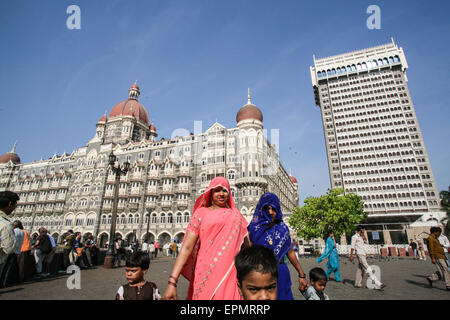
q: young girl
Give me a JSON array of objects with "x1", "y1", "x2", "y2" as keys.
[{"x1": 116, "y1": 251, "x2": 161, "y2": 300}]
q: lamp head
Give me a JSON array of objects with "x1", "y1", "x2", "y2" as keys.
[{"x1": 108, "y1": 152, "x2": 116, "y2": 166}]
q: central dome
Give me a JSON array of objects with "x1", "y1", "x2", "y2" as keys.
[
  {"x1": 109, "y1": 99, "x2": 149, "y2": 125},
  {"x1": 109, "y1": 83, "x2": 149, "y2": 125}
]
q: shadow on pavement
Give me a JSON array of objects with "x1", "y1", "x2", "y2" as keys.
[
  {"x1": 405, "y1": 279, "x2": 430, "y2": 289},
  {"x1": 0, "y1": 287, "x2": 24, "y2": 295}
]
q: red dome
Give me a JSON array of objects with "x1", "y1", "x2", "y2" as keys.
[
  {"x1": 290, "y1": 176, "x2": 298, "y2": 184},
  {"x1": 109, "y1": 99, "x2": 149, "y2": 125},
  {"x1": 0, "y1": 152, "x2": 21, "y2": 164},
  {"x1": 150, "y1": 122, "x2": 156, "y2": 131},
  {"x1": 236, "y1": 104, "x2": 263, "y2": 123}
]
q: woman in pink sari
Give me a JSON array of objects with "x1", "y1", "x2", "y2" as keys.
[{"x1": 163, "y1": 177, "x2": 250, "y2": 300}]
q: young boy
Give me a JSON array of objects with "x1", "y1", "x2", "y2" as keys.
[
  {"x1": 234, "y1": 245, "x2": 278, "y2": 300},
  {"x1": 302, "y1": 267, "x2": 330, "y2": 300},
  {"x1": 115, "y1": 251, "x2": 161, "y2": 300}
]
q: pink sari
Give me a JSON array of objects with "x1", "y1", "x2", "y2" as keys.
[{"x1": 181, "y1": 177, "x2": 248, "y2": 300}]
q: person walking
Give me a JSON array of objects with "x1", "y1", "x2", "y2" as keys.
[
  {"x1": 316, "y1": 231, "x2": 342, "y2": 282},
  {"x1": 417, "y1": 238, "x2": 427, "y2": 261},
  {"x1": 148, "y1": 242, "x2": 155, "y2": 259},
  {"x1": 163, "y1": 177, "x2": 250, "y2": 300},
  {"x1": 350, "y1": 226, "x2": 386, "y2": 290},
  {"x1": 0, "y1": 191, "x2": 18, "y2": 285},
  {"x1": 163, "y1": 242, "x2": 170, "y2": 257},
  {"x1": 426, "y1": 227, "x2": 450, "y2": 290},
  {"x1": 247, "y1": 193, "x2": 308, "y2": 300},
  {"x1": 170, "y1": 241, "x2": 178, "y2": 259},
  {"x1": 154, "y1": 241, "x2": 160, "y2": 258},
  {"x1": 437, "y1": 231, "x2": 450, "y2": 271},
  {"x1": 409, "y1": 239, "x2": 418, "y2": 259}
]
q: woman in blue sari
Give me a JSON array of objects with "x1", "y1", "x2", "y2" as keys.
[
  {"x1": 248, "y1": 193, "x2": 308, "y2": 300},
  {"x1": 316, "y1": 231, "x2": 342, "y2": 282}
]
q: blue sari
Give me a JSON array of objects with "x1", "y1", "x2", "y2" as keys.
[
  {"x1": 248, "y1": 193, "x2": 293, "y2": 300},
  {"x1": 316, "y1": 236, "x2": 342, "y2": 282}
]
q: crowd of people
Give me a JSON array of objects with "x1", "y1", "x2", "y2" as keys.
[{"x1": 1, "y1": 177, "x2": 450, "y2": 300}]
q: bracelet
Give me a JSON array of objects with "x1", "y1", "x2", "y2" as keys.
[
  {"x1": 299, "y1": 275, "x2": 306, "y2": 279},
  {"x1": 168, "y1": 280, "x2": 177, "y2": 288},
  {"x1": 169, "y1": 275, "x2": 178, "y2": 283}
]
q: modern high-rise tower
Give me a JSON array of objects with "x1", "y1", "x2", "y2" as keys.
[{"x1": 310, "y1": 39, "x2": 443, "y2": 243}]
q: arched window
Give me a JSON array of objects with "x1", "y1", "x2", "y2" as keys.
[
  {"x1": 176, "y1": 213, "x2": 182, "y2": 224},
  {"x1": 107, "y1": 215, "x2": 112, "y2": 224},
  {"x1": 120, "y1": 214, "x2": 126, "y2": 224},
  {"x1": 161, "y1": 213, "x2": 166, "y2": 224},
  {"x1": 168, "y1": 213, "x2": 173, "y2": 224},
  {"x1": 151, "y1": 213, "x2": 158, "y2": 224},
  {"x1": 184, "y1": 212, "x2": 190, "y2": 223},
  {"x1": 128, "y1": 214, "x2": 133, "y2": 224},
  {"x1": 134, "y1": 214, "x2": 139, "y2": 224},
  {"x1": 228, "y1": 170, "x2": 235, "y2": 180},
  {"x1": 101, "y1": 215, "x2": 106, "y2": 225}
]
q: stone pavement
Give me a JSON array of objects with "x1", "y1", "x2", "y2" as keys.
[{"x1": 0, "y1": 254, "x2": 448, "y2": 300}]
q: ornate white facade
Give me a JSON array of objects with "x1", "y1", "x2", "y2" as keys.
[{"x1": 0, "y1": 84, "x2": 298, "y2": 246}]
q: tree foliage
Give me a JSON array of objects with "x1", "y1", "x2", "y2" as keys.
[
  {"x1": 288, "y1": 188, "x2": 367, "y2": 240},
  {"x1": 440, "y1": 186, "x2": 450, "y2": 235}
]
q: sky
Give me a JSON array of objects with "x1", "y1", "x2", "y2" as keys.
[{"x1": 0, "y1": 0, "x2": 449, "y2": 205}]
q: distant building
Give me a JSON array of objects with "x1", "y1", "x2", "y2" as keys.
[
  {"x1": 0, "y1": 84, "x2": 298, "y2": 246},
  {"x1": 310, "y1": 40, "x2": 444, "y2": 244}
]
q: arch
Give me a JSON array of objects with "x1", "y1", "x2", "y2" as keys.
[
  {"x1": 174, "y1": 232, "x2": 185, "y2": 243},
  {"x1": 157, "y1": 232, "x2": 172, "y2": 246},
  {"x1": 125, "y1": 232, "x2": 137, "y2": 244},
  {"x1": 141, "y1": 232, "x2": 156, "y2": 243},
  {"x1": 97, "y1": 232, "x2": 108, "y2": 248}
]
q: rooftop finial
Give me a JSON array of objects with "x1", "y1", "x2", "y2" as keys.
[
  {"x1": 247, "y1": 88, "x2": 252, "y2": 105},
  {"x1": 11, "y1": 141, "x2": 17, "y2": 153}
]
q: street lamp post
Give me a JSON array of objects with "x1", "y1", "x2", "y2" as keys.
[{"x1": 103, "y1": 151, "x2": 130, "y2": 268}]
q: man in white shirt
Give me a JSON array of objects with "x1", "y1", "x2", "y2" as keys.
[
  {"x1": 350, "y1": 226, "x2": 386, "y2": 290},
  {"x1": 438, "y1": 232, "x2": 450, "y2": 271}
]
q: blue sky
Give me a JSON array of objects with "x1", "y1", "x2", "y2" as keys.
[{"x1": 1, "y1": 0, "x2": 449, "y2": 205}]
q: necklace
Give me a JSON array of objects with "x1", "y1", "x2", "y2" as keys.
[{"x1": 267, "y1": 227, "x2": 276, "y2": 246}]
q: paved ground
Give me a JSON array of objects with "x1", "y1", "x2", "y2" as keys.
[{"x1": 0, "y1": 254, "x2": 449, "y2": 300}]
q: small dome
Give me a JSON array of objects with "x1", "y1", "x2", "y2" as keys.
[
  {"x1": 0, "y1": 152, "x2": 20, "y2": 164},
  {"x1": 236, "y1": 104, "x2": 263, "y2": 123},
  {"x1": 98, "y1": 114, "x2": 107, "y2": 123},
  {"x1": 236, "y1": 88, "x2": 263, "y2": 124},
  {"x1": 150, "y1": 122, "x2": 156, "y2": 132},
  {"x1": 290, "y1": 176, "x2": 298, "y2": 184}
]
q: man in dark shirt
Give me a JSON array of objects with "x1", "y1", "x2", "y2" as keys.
[{"x1": 409, "y1": 239, "x2": 418, "y2": 259}]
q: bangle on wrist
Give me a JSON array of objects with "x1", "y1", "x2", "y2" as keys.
[
  {"x1": 168, "y1": 280, "x2": 177, "y2": 288},
  {"x1": 169, "y1": 275, "x2": 178, "y2": 282},
  {"x1": 299, "y1": 274, "x2": 306, "y2": 279}
]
